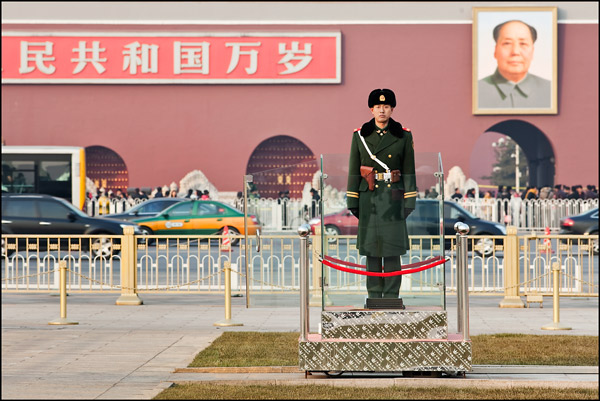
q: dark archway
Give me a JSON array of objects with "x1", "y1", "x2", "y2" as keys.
[
  {"x1": 486, "y1": 120, "x2": 555, "y2": 188},
  {"x1": 85, "y1": 146, "x2": 129, "y2": 191},
  {"x1": 246, "y1": 135, "x2": 317, "y2": 199}
]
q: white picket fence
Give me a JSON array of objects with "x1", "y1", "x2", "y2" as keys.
[
  {"x1": 456, "y1": 197, "x2": 598, "y2": 232},
  {"x1": 85, "y1": 196, "x2": 597, "y2": 232}
]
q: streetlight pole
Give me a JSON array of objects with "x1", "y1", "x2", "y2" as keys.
[{"x1": 515, "y1": 145, "x2": 520, "y2": 194}]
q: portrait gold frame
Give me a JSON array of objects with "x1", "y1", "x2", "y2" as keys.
[{"x1": 472, "y1": 7, "x2": 557, "y2": 115}]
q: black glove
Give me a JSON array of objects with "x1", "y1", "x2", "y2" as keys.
[
  {"x1": 349, "y1": 208, "x2": 359, "y2": 219},
  {"x1": 404, "y1": 208, "x2": 414, "y2": 219}
]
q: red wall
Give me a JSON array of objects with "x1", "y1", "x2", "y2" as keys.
[{"x1": 2, "y1": 23, "x2": 598, "y2": 191}]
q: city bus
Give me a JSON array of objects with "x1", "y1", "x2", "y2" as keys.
[{"x1": 1, "y1": 146, "x2": 86, "y2": 210}]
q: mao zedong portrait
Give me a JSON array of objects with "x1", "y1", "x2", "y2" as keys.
[{"x1": 478, "y1": 20, "x2": 551, "y2": 109}]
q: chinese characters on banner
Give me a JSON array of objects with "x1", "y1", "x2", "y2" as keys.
[{"x1": 1, "y1": 33, "x2": 341, "y2": 83}]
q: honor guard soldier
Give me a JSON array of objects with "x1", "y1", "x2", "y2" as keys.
[{"x1": 346, "y1": 88, "x2": 417, "y2": 303}]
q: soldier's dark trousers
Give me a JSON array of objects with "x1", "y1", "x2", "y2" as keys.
[{"x1": 366, "y1": 256, "x2": 402, "y2": 298}]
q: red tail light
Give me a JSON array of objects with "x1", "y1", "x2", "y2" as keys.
[
  {"x1": 250, "y1": 214, "x2": 260, "y2": 224},
  {"x1": 561, "y1": 218, "x2": 574, "y2": 227}
]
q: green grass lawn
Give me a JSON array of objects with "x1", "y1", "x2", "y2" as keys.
[
  {"x1": 155, "y1": 383, "x2": 597, "y2": 400},
  {"x1": 189, "y1": 332, "x2": 599, "y2": 367},
  {"x1": 153, "y1": 332, "x2": 599, "y2": 400}
]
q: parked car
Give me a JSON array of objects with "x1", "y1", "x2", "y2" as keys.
[
  {"x1": 309, "y1": 199, "x2": 506, "y2": 256},
  {"x1": 104, "y1": 198, "x2": 185, "y2": 221},
  {"x1": 131, "y1": 199, "x2": 260, "y2": 245},
  {"x1": 559, "y1": 208, "x2": 598, "y2": 254},
  {"x1": 1, "y1": 193, "x2": 143, "y2": 257}
]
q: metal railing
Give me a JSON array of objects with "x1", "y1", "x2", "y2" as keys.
[
  {"x1": 85, "y1": 196, "x2": 598, "y2": 232},
  {"x1": 2, "y1": 230, "x2": 598, "y2": 301},
  {"x1": 455, "y1": 197, "x2": 598, "y2": 231}
]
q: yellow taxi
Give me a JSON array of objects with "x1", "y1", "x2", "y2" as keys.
[{"x1": 132, "y1": 200, "x2": 260, "y2": 244}]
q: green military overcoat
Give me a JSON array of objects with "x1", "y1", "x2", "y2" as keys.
[{"x1": 346, "y1": 118, "x2": 416, "y2": 257}]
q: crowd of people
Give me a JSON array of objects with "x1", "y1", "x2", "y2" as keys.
[
  {"x1": 91, "y1": 183, "x2": 598, "y2": 204},
  {"x1": 89, "y1": 187, "x2": 213, "y2": 202},
  {"x1": 87, "y1": 186, "x2": 213, "y2": 214},
  {"x1": 448, "y1": 184, "x2": 598, "y2": 201}
]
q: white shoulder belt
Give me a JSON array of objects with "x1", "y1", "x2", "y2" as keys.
[{"x1": 357, "y1": 129, "x2": 390, "y2": 172}]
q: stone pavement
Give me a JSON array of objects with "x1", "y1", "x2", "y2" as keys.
[{"x1": 1, "y1": 293, "x2": 598, "y2": 399}]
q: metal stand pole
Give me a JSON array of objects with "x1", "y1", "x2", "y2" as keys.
[
  {"x1": 459, "y1": 229, "x2": 470, "y2": 340},
  {"x1": 456, "y1": 231, "x2": 462, "y2": 335},
  {"x1": 542, "y1": 262, "x2": 571, "y2": 331},
  {"x1": 49, "y1": 261, "x2": 78, "y2": 325},
  {"x1": 454, "y1": 222, "x2": 470, "y2": 340},
  {"x1": 298, "y1": 224, "x2": 311, "y2": 341},
  {"x1": 243, "y1": 174, "x2": 252, "y2": 308},
  {"x1": 214, "y1": 261, "x2": 243, "y2": 327}
]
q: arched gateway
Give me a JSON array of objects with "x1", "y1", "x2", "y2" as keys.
[
  {"x1": 246, "y1": 135, "x2": 317, "y2": 199},
  {"x1": 85, "y1": 146, "x2": 129, "y2": 191},
  {"x1": 485, "y1": 120, "x2": 556, "y2": 188}
]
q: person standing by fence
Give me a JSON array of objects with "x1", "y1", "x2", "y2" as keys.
[
  {"x1": 482, "y1": 191, "x2": 494, "y2": 220},
  {"x1": 510, "y1": 190, "x2": 522, "y2": 227},
  {"x1": 310, "y1": 188, "x2": 320, "y2": 218},
  {"x1": 234, "y1": 191, "x2": 244, "y2": 211},
  {"x1": 98, "y1": 188, "x2": 110, "y2": 215},
  {"x1": 554, "y1": 184, "x2": 567, "y2": 199},
  {"x1": 525, "y1": 186, "x2": 538, "y2": 200},
  {"x1": 584, "y1": 185, "x2": 598, "y2": 199},
  {"x1": 136, "y1": 188, "x2": 149, "y2": 200}
]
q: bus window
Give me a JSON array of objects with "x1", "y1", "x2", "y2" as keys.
[
  {"x1": 41, "y1": 160, "x2": 71, "y2": 181},
  {"x1": 1, "y1": 160, "x2": 35, "y2": 194},
  {"x1": 39, "y1": 160, "x2": 71, "y2": 200},
  {"x1": 1, "y1": 146, "x2": 86, "y2": 210}
]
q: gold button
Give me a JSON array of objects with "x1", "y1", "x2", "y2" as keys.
[
  {"x1": 374, "y1": 170, "x2": 378, "y2": 173},
  {"x1": 388, "y1": 154, "x2": 392, "y2": 158},
  {"x1": 375, "y1": 184, "x2": 379, "y2": 188},
  {"x1": 387, "y1": 184, "x2": 391, "y2": 187}
]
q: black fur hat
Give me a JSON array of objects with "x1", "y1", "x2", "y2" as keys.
[{"x1": 368, "y1": 88, "x2": 396, "y2": 108}]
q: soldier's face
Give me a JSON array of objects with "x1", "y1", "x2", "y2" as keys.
[
  {"x1": 370, "y1": 104, "x2": 393, "y2": 125},
  {"x1": 494, "y1": 21, "x2": 535, "y2": 82}
]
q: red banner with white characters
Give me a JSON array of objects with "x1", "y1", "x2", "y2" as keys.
[{"x1": 1, "y1": 32, "x2": 341, "y2": 84}]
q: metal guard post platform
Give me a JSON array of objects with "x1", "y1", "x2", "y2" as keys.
[
  {"x1": 298, "y1": 152, "x2": 472, "y2": 376},
  {"x1": 298, "y1": 248, "x2": 472, "y2": 374}
]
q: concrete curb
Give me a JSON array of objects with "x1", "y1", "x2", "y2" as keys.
[
  {"x1": 471, "y1": 365, "x2": 599, "y2": 374},
  {"x1": 175, "y1": 366, "x2": 303, "y2": 373},
  {"x1": 167, "y1": 377, "x2": 600, "y2": 390},
  {"x1": 174, "y1": 365, "x2": 599, "y2": 375},
  {"x1": 167, "y1": 365, "x2": 599, "y2": 391}
]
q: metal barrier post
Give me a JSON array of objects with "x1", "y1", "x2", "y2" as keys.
[
  {"x1": 49, "y1": 261, "x2": 78, "y2": 325},
  {"x1": 455, "y1": 228, "x2": 463, "y2": 335},
  {"x1": 309, "y1": 224, "x2": 321, "y2": 306},
  {"x1": 298, "y1": 224, "x2": 311, "y2": 341},
  {"x1": 214, "y1": 261, "x2": 243, "y2": 327},
  {"x1": 243, "y1": 174, "x2": 252, "y2": 308},
  {"x1": 542, "y1": 262, "x2": 572, "y2": 331},
  {"x1": 309, "y1": 224, "x2": 332, "y2": 307},
  {"x1": 455, "y1": 222, "x2": 470, "y2": 340},
  {"x1": 116, "y1": 226, "x2": 143, "y2": 305},
  {"x1": 499, "y1": 226, "x2": 525, "y2": 308}
]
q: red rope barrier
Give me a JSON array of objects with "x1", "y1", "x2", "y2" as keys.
[
  {"x1": 323, "y1": 255, "x2": 445, "y2": 270},
  {"x1": 321, "y1": 256, "x2": 448, "y2": 277}
]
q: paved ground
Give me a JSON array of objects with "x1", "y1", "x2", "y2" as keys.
[{"x1": 1, "y1": 293, "x2": 598, "y2": 399}]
